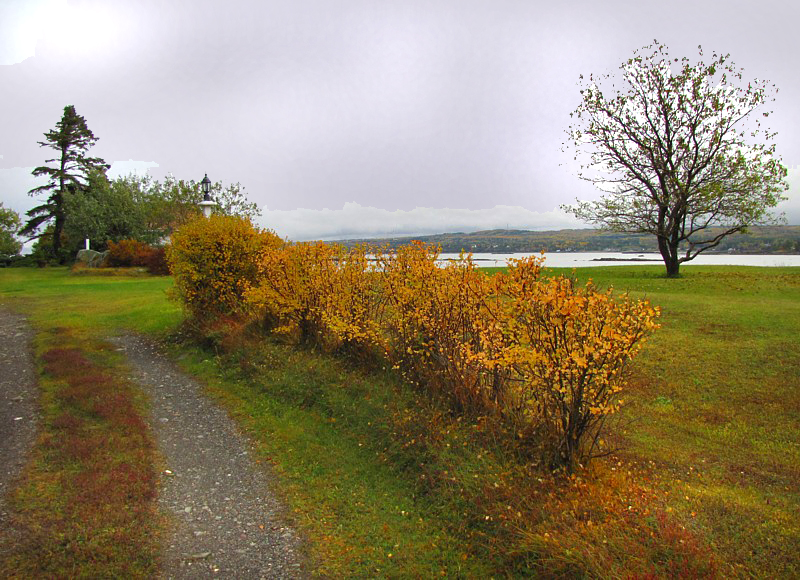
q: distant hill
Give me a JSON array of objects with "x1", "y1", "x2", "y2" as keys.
[{"x1": 335, "y1": 225, "x2": 800, "y2": 254}]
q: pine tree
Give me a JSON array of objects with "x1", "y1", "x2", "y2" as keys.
[{"x1": 20, "y1": 105, "x2": 108, "y2": 260}]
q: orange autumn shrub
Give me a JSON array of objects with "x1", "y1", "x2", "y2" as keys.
[
  {"x1": 105, "y1": 239, "x2": 169, "y2": 274},
  {"x1": 376, "y1": 241, "x2": 441, "y2": 380},
  {"x1": 315, "y1": 244, "x2": 389, "y2": 360},
  {"x1": 169, "y1": 218, "x2": 660, "y2": 470},
  {"x1": 167, "y1": 215, "x2": 282, "y2": 320},
  {"x1": 246, "y1": 242, "x2": 388, "y2": 357},
  {"x1": 244, "y1": 241, "x2": 340, "y2": 345},
  {"x1": 142, "y1": 245, "x2": 170, "y2": 276},
  {"x1": 488, "y1": 257, "x2": 660, "y2": 469},
  {"x1": 375, "y1": 247, "x2": 659, "y2": 469},
  {"x1": 378, "y1": 243, "x2": 500, "y2": 411},
  {"x1": 106, "y1": 239, "x2": 154, "y2": 267}
]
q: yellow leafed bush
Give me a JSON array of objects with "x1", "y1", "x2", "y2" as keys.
[
  {"x1": 378, "y1": 243, "x2": 500, "y2": 411},
  {"x1": 246, "y1": 242, "x2": 389, "y2": 358},
  {"x1": 490, "y1": 257, "x2": 660, "y2": 469},
  {"x1": 245, "y1": 241, "x2": 340, "y2": 344},
  {"x1": 170, "y1": 219, "x2": 660, "y2": 470},
  {"x1": 317, "y1": 244, "x2": 389, "y2": 359},
  {"x1": 167, "y1": 215, "x2": 282, "y2": 320}
]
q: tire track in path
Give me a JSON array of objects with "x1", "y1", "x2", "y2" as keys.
[
  {"x1": 113, "y1": 334, "x2": 307, "y2": 579},
  {"x1": 0, "y1": 308, "x2": 38, "y2": 559}
]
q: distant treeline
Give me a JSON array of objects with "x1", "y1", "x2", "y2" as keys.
[{"x1": 336, "y1": 225, "x2": 800, "y2": 255}]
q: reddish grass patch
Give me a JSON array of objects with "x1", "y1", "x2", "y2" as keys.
[
  {"x1": 62, "y1": 432, "x2": 106, "y2": 462},
  {"x1": 484, "y1": 462, "x2": 719, "y2": 578},
  {"x1": 41, "y1": 348, "x2": 93, "y2": 378},
  {"x1": 51, "y1": 411, "x2": 83, "y2": 431},
  {"x1": 91, "y1": 391, "x2": 131, "y2": 420}
]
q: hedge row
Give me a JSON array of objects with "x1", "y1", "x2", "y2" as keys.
[{"x1": 168, "y1": 215, "x2": 659, "y2": 470}]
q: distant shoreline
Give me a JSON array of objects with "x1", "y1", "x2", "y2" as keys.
[
  {"x1": 434, "y1": 252, "x2": 800, "y2": 268},
  {"x1": 334, "y1": 226, "x2": 800, "y2": 256},
  {"x1": 591, "y1": 257, "x2": 661, "y2": 262}
]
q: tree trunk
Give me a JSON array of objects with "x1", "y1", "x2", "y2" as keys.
[
  {"x1": 657, "y1": 236, "x2": 681, "y2": 278},
  {"x1": 52, "y1": 191, "x2": 64, "y2": 259},
  {"x1": 664, "y1": 255, "x2": 680, "y2": 277}
]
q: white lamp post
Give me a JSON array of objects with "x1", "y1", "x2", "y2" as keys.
[{"x1": 199, "y1": 173, "x2": 216, "y2": 218}]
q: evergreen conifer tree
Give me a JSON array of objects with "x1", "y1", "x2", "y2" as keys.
[{"x1": 20, "y1": 105, "x2": 108, "y2": 260}]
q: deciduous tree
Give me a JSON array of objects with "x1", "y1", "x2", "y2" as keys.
[
  {"x1": 62, "y1": 169, "x2": 152, "y2": 251},
  {"x1": 562, "y1": 42, "x2": 787, "y2": 277},
  {"x1": 0, "y1": 202, "x2": 22, "y2": 256},
  {"x1": 114, "y1": 174, "x2": 262, "y2": 240}
]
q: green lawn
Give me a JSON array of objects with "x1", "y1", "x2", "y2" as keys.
[
  {"x1": 1, "y1": 265, "x2": 798, "y2": 578},
  {"x1": 568, "y1": 266, "x2": 800, "y2": 576}
]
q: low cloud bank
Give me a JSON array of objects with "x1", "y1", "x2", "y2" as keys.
[
  {"x1": 261, "y1": 181, "x2": 800, "y2": 241},
  {"x1": 259, "y1": 166, "x2": 800, "y2": 242},
  {"x1": 257, "y1": 202, "x2": 584, "y2": 241}
]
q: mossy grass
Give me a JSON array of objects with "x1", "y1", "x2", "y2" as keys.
[{"x1": 1, "y1": 265, "x2": 798, "y2": 577}]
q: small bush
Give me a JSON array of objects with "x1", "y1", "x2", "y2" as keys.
[
  {"x1": 492, "y1": 259, "x2": 660, "y2": 469},
  {"x1": 245, "y1": 241, "x2": 340, "y2": 345},
  {"x1": 143, "y1": 246, "x2": 170, "y2": 276},
  {"x1": 103, "y1": 239, "x2": 169, "y2": 275},
  {"x1": 106, "y1": 239, "x2": 153, "y2": 267},
  {"x1": 167, "y1": 215, "x2": 283, "y2": 321},
  {"x1": 246, "y1": 242, "x2": 387, "y2": 359},
  {"x1": 377, "y1": 243, "x2": 497, "y2": 411}
]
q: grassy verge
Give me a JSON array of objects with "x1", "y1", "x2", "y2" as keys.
[
  {"x1": 173, "y1": 338, "x2": 498, "y2": 577},
  {"x1": 169, "y1": 264, "x2": 800, "y2": 577},
  {"x1": 168, "y1": 318, "x2": 712, "y2": 577},
  {"x1": 1, "y1": 265, "x2": 798, "y2": 577}
]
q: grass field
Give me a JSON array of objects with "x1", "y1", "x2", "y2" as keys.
[{"x1": 0, "y1": 264, "x2": 798, "y2": 577}]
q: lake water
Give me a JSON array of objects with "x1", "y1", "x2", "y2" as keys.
[{"x1": 438, "y1": 252, "x2": 800, "y2": 269}]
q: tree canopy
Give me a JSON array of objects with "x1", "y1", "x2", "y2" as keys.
[
  {"x1": 62, "y1": 170, "x2": 152, "y2": 251},
  {"x1": 134, "y1": 174, "x2": 262, "y2": 237},
  {"x1": 20, "y1": 105, "x2": 108, "y2": 260},
  {"x1": 0, "y1": 203, "x2": 22, "y2": 256},
  {"x1": 15, "y1": 106, "x2": 263, "y2": 262},
  {"x1": 16, "y1": 107, "x2": 264, "y2": 261},
  {"x1": 61, "y1": 172, "x2": 263, "y2": 253},
  {"x1": 562, "y1": 42, "x2": 788, "y2": 276}
]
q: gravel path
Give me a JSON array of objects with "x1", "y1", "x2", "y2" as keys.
[
  {"x1": 112, "y1": 334, "x2": 307, "y2": 579},
  {"x1": 0, "y1": 308, "x2": 38, "y2": 557}
]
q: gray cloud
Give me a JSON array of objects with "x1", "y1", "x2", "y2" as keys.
[{"x1": 2, "y1": 0, "x2": 799, "y2": 240}]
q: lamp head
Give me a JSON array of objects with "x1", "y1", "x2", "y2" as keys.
[{"x1": 201, "y1": 173, "x2": 211, "y2": 201}]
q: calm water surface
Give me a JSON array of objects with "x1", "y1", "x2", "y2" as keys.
[{"x1": 438, "y1": 252, "x2": 800, "y2": 269}]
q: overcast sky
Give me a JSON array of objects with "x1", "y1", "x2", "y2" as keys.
[{"x1": 2, "y1": 0, "x2": 798, "y2": 241}]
